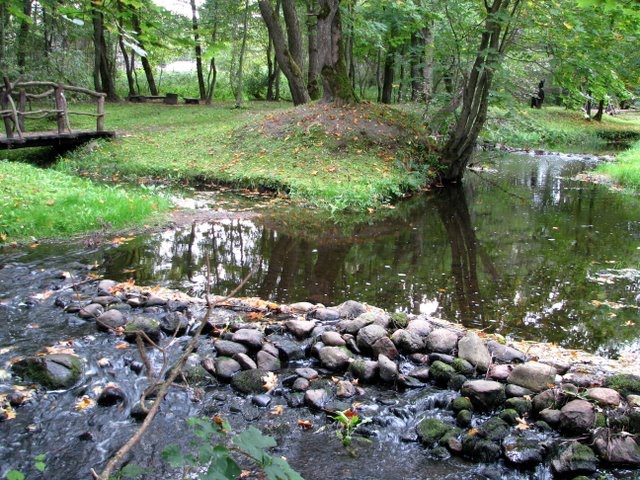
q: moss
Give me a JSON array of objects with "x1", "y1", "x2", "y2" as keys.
[
  {"x1": 504, "y1": 397, "x2": 533, "y2": 416},
  {"x1": 605, "y1": 374, "x2": 640, "y2": 397},
  {"x1": 451, "y1": 396, "x2": 473, "y2": 413},
  {"x1": 13, "y1": 354, "x2": 82, "y2": 389},
  {"x1": 390, "y1": 312, "x2": 408, "y2": 329},
  {"x1": 429, "y1": 360, "x2": 456, "y2": 386},
  {"x1": 456, "y1": 410, "x2": 472, "y2": 428},
  {"x1": 499, "y1": 408, "x2": 520, "y2": 425},
  {"x1": 416, "y1": 418, "x2": 456, "y2": 447},
  {"x1": 231, "y1": 369, "x2": 268, "y2": 394},
  {"x1": 595, "y1": 412, "x2": 607, "y2": 429},
  {"x1": 451, "y1": 358, "x2": 474, "y2": 375}
]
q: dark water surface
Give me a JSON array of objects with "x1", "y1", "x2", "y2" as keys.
[
  {"x1": 1, "y1": 151, "x2": 640, "y2": 479},
  {"x1": 89, "y1": 152, "x2": 640, "y2": 356}
]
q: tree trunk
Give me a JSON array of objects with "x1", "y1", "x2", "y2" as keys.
[
  {"x1": 132, "y1": 14, "x2": 158, "y2": 96},
  {"x1": 92, "y1": 5, "x2": 104, "y2": 93},
  {"x1": 119, "y1": 35, "x2": 136, "y2": 97},
  {"x1": 17, "y1": 0, "x2": 33, "y2": 73},
  {"x1": 422, "y1": 24, "x2": 434, "y2": 104},
  {"x1": 410, "y1": 33, "x2": 421, "y2": 102},
  {"x1": 282, "y1": 0, "x2": 304, "y2": 72},
  {"x1": 440, "y1": 0, "x2": 521, "y2": 182},
  {"x1": 258, "y1": 0, "x2": 310, "y2": 105},
  {"x1": 306, "y1": 0, "x2": 322, "y2": 100},
  {"x1": 381, "y1": 46, "x2": 394, "y2": 104},
  {"x1": 205, "y1": 57, "x2": 217, "y2": 103},
  {"x1": 0, "y1": 3, "x2": 7, "y2": 70},
  {"x1": 593, "y1": 99, "x2": 605, "y2": 121},
  {"x1": 376, "y1": 48, "x2": 382, "y2": 102},
  {"x1": 235, "y1": 0, "x2": 250, "y2": 108},
  {"x1": 316, "y1": 0, "x2": 357, "y2": 104},
  {"x1": 190, "y1": 0, "x2": 206, "y2": 99}
]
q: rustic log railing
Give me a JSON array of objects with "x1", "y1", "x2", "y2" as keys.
[{"x1": 0, "y1": 77, "x2": 109, "y2": 147}]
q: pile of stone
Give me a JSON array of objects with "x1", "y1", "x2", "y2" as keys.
[{"x1": 13, "y1": 280, "x2": 640, "y2": 475}]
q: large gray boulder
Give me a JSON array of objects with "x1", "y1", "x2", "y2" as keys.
[
  {"x1": 13, "y1": 353, "x2": 82, "y2": 389},
  {"x1": 457, "y1": 332, "x2": 491, "y2": 372},
  {"x1": 426, "y1": 328, "x2": 458, "y2": 354},
  {"x1": 232, "y1": 329, "x2": 264, "y2": 349},
  {"x1": 507, "y1": 362, "x2": 557, "y2": 392},
  {"x1": 559, "y1": 399, "x2": 595, "y2": 435},
  {"x1": 390, "y1": 329, "x2": 425, "y2": 354},
  {"x1": 593, "y1": 429, "x2": 640, "y2": 466},
  {"x1": 551, "y1": 441, "x2": 597, "y2": 476},
  {"x1": 357, "y1": 324, "x2": 388, "y2": 353},
  {"x1": 461, "y1": 380, "x2": 506, "y2": 411},
  {"x1": 318, "y1": 346, "x2": 351, "y2": 371}
]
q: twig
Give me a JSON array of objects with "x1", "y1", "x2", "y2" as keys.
[{"x1": 92, "y1": 258, "x2": 256, "y2": 480}]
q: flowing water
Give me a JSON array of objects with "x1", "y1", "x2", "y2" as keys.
[{"x1": 1, "y1": 151, "x2": 640, "y2": 479}]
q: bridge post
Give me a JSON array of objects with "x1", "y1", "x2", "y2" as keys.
[
  {"x1": 97, "y1": 95, "x2": 105, "y2": 132},
  {"x1": 1, "y1": 76, "x2": 13, "y2": 139},
  {"x1": 17, "y1": 89, "x2": 26, "y2": 133},
  {"x1": 55, "y1": 83, "x2": 66, "y2": 134}
]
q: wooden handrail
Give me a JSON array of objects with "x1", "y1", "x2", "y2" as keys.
[{"x1": 0, "y1": 77, "x2": 107, "y2": 138}]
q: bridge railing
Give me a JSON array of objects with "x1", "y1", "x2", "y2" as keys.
[{"x1": 0, "y1": 77, "x2": 106, "y2": 140}]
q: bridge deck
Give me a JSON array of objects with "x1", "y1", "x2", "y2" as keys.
[{"x1": 0, "y1": 130, "x2": 116, "y2": 150}]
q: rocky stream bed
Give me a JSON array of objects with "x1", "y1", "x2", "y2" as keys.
[{"x1": 2, "y1": 269, "x2": 640, "y2": 479}]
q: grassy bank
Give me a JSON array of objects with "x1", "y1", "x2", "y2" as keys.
[
  {"x1": 483, "y1": 106, "x2": 640, "y2": 152},
  {"x1": 0, "y1": 161, "x2": 171, "y2": 243},
  {"x1": 51, "y1": 101, "x2": 436, "y2": 211},
  {"x1": 596, "y1": 141, "x2": 640, "y2": 191}
]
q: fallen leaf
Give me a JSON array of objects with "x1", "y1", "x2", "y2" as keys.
[
  {"x1": 96, "y1": 357, "x2": 111, "y2": 367},
  {"x1": 467, "y1": 428, "x2": 479, "y2": 436},
  {"x1": 247, "y1": 312, "x2": 264, "y2": 321},
  {"x1": 297, "y1": 420, "x2": 313, "y2": 430},
  {"x1": 115, "y1": 343, "x2": 129, "y2": 350},
  {"x1": 263, "y1": 372, "x2": 278, "y2": 392},
  {"x1": 515, "y1": 417, "x2": 529, "y2": 431},
  {"x1": 74, "y1": 396, "x2": 95, "y2": 412},
  {"x1": 270, "y1": 405, "x2": 285, "y2": 415}
]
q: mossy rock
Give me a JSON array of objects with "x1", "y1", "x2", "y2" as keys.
[
  {"x1": 451, "y1": 396, "x2": 473, "y2": 413},
  {"x1": 231, "y1": 369, "x2": 268, "y2": 394},
  {"x1": 416, "y1": 418, "x2": 458, "y2": 448},
  {"x1": 390, "y1": 312, "x2": 409, "y2": 329},
  {"x1": 605, "y1": 374, "x2": 640, "y2": 397},
  {"x1": 124, "y1": 315, "x2": 161, "y2": 343},
  {"x1": 499, "y1": 408, "x2": 520, "y2": 425},
  {"x1": 452, "y1": 358, "x2": 475, "y2": 376},
  {"x1": 456, "y1": 410, "x2": 472, "y2": 428},
  {"x1": 430, "y1": 360, "x2": 456, "y2": 386},
  {"x1": 504, "y1": 397, "x2": 532, "y2": 416},
  {"x1": 461, "y1": 435, "x2": 502, "y2": 462},
  {"x1": 13, "y1": 353, "x2": 82, "y2": 389}
]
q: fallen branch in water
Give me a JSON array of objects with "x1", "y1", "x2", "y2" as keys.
[{"x1": 92, "y1": 258, "x2": 256, "y2": 480}]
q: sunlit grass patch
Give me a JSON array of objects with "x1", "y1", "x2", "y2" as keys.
[
  {"x1": 597, "y1": 141, "x2": 640, "y2": 191},
  {"x1": 0, "y1": 160, "x2": 172, "y2": 243}
]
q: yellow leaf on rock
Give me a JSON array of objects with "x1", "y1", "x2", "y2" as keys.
[
  {"x1": 74, "y1": 396, "x2": 95, "y2": 412},
  {"x1": 263, "y1": 372, "x2": 278, "y2": 392},
  {"x1": 270, "y1": 405, "x2": 285, "y2": 415}
]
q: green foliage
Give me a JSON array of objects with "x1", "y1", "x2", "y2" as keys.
[
  {"x1": 333, "y1": 408, "x2": 369, "y2": 447},
  {"x1": 160, "y1": 416, "x2": 302, "y2": 480},
  {"x1": 597, "y1": 140, "x2": 640, "y2": 191},
  {"x1": 4, "y1": 454, "x2": 46, "y2": 480},
  {"x1": 5, "y1": 472, "x2": 24, "y2": 480}
]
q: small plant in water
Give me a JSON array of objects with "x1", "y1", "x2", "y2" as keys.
[
  {"x1": 159, "y1": 415, "x2": 303, "y2": 480},
  {"x1": 5, "y1": 454, "x2": 46, "y2": 480},
  {"x1": 334, "y1": 408, "x2": 368, "y2": 447}
]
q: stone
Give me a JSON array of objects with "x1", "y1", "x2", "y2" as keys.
[
  {"x1": 252, "y1": 394, "x2": 272, "y2": 408},
  {"x1": 378, "y1": 354, "x2": 398, "y2": 383},
  {"x1": 337, "y1": 315, "x2": 374, "y2": 335},
  {"x1": 336, "y1": 380, "x2": 356, "y2": 398},
  {"x1": 586, "y1": 387, "x2": 621, "y2": 407},
  {"x1": 97, "y1": 383, "x2": 126, "y2": 406},
  {"x1": 124, "y1": 315, "x2": 161, "y2": 343},
  {"x1": 486, "y1": 340, "x2": 526, "y2": 363},
  {"x1": 269, "y1": 335, "x2": 307, "y2": 362},
  {"x1": 447, "y1": 374, "x2": 467, "y2": 391},
  {"x1": 285, "y1": 319, "x2": 317, "y2": 338},
  {"x1": 96, "y1": 309, "x2": 126, "y2": 331},
  {"x1": 451, "y1": 358, "x2": 475, "y2": 376},
  {"x1": 349, "y1": 359, "x2": 378, "y2": 383},
  {"x1": 91, "y1": 296, "x2": 118, "y2": 307},
  {"x1": 295, "y1": 367, "x2": 319, "y2": 380},
  {"x1": 214, "y1": 339, "x2": 248, "y2": 357},
  {"x1": 232, "y1": 329, "x2": 264, "y2": 349},
  {"x1": 457, "y1": 332, "x2": 491, "y2": 372},
  {"x1": 231, "y1": 369, "x2": 268, "y2": 394},
  {"x1": 335, "y1": 300, "x2": 367, "y2": 318},
  {"x1": 304, "y1": 389, "x2": 328, "y2": 410},
  {"x1": 461, "y1": 380, "x2": 506, "y2": 411},
  {"x1": 356, "y1": 324, "x2": 388, "y2": 353},
  {"x1": 289, "y1": 302, "x2": 316, "y2": 314},
  {"x1": 429, "y1": 361, "x2": 456, "y2": 386},
  {"x1": 456, "y1": 410, "x2": 472, "y2": 428},
  {"x1": 477, "y1": 417, "x2": 510, "y2": 442},
  {"x1": 416, "y1": 418, "x2": 458, "y2": 448},
  {"x1": 321, "y1": 331, "x2": 346, "y2": 347},
  {"x1": 160, "y1": 311, "x2": 189, "y2": 335},
  {"x1": 487, "y1": 364, "x2": 513, "y2": 381},
  {"x1": 628, "y1": 394, "x2": 640, "y2": 408},
  {"x1": 145, "y1": 294, "x2": 167, "y2": 307},
  {"x1": 313, "y1": 308, "x2": 340, "y2": 322},
  {"x1": 256, "y1": 350, "x2": 281, "y2": 371},
  {"x1": 539, "y1": 408, "x2": 562, "y2": 427},
  {"x1": 318, "y1": 346, "x2": 351, "y2": 371},
  {"x1": 390, "y1": 329, "x2": 425, "y2": 354},
  {"x1": 505, "y1": 384, "x2": 533, "y2": 398},
  {"x1": 372, "y1": 336, "x2": 399, "y2": 360},
  {"x1": 504, "y1": 397, "x2": 532, "y2": 416},
  {"x1": 593, "y1": 429, "x2": 640, "y2": 466},
  {"x1": 214, "y1": 357, "x2": 242, "y2": 381},
  {"x1": 461, "y1": 435, "x2": 502, "y2": 462},
  {"x1": 406, "y1": 319, "x2": 432, "y2": 337},
  {"x1": 425, "y1": 328, "x2": 458, "y2": 354},
  {"x1": 507, "y1": 362, "x2": 557, "y2": 392},
  {"x1": 233, "y1": 353, "x2": 257, "y2": 370},
  {"x1": 409, "y1": 367, "x2": 430, "y2": 382},
  {"x1": 13, "y1": 353, "x2": 82, "y2": 389},
  {"x1": 502, "y1": 435, "x2": 545, "y2": 466},
  {"x1": 451, "y1": 396, "x2": 473, "y2": 413},
  {"x1": 560, "y1": 399, "x2": 595, "y2": 435},
  {"x1": 532, "y1": 388, "x2": 564, "y2": 413},
  {"x1": 292, "y1": 377, "x2": 310, "y2": 391},
  {"x1": 78, "y1": 303, "x2": 104, "y2": 319},
  {"x1": 97, "y1": 279, "x2": 117, "y2": 295},
  {"x1": 551, "y1": 441, "x2": 597, "y2": 476},
  {"x1": 499, "y1": 409, "x2": 520, "y2": 425},
  {"x1": 260, "y1": 342, "x2": 279, "y2": 358}
]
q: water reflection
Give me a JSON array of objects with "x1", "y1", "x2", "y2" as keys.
[{"x1": 99, "y1": 152, "x2": 640, "y2": 354}]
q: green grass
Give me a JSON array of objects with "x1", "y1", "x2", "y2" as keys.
[
  {"x1": 596, "y1": 140, "x2": 640, "y2": 191},
  {"x1": 0, "y1": 160, "x2": 171, "y2": 243},
  {"x1": 52, "y1": 101, "x2": 437, "y2": 212},
  {"x1": 482, "y1": 106, "x2": 640, "y2": 152}
]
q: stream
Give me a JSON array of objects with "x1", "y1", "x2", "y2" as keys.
[{"x1": 1, "y1": 151, "x2": 640, "y2": 479}]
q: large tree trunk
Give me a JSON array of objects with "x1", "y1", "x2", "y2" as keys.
[
  {"x1": 380, "y1": 46, "x2": 395, "y2": 104},
  {"x1": 316, "y1": 0, "x2": 357, "y2": 104},
  {"x1": 440, "y1": 0, "x2": 521, "y2": 182},
  {"x1": 282, "y1": 0, "x2": 304, "y2": 72},
  {"x1": 258, "y1": 0, "x2": 310, "y2": 105},
  {"x1": 205, "y1": 14, "x2": 219, "y2": 104},
  {"x1": 306, "y1": 0, "x2": 322, "y2": 100},
  {"x1": 17, "y1": 0, "x2": 33, "y2": 74},
  {"x1": 132, "y1": 14, "x2": 158, "y2": 96},
  {"x1": 421, "y1": 24, "x2": 434, "y2": 104},
  {"x1": 593, "y1": 99, "x2": 605, "y2": 121},
  {"x1": 0, "y1": 3, "x2": 7, "y2": 70},
  {"x1": 118, "y1": 34, "x2": 136, "y2": 97},
  {"x1": 190, "y1": 0, "x2": 206, "y2": 99}
]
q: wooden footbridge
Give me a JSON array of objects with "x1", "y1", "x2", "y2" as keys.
[{"x1": 0, "y1": 78, "x2": 115, "y2": 150}]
